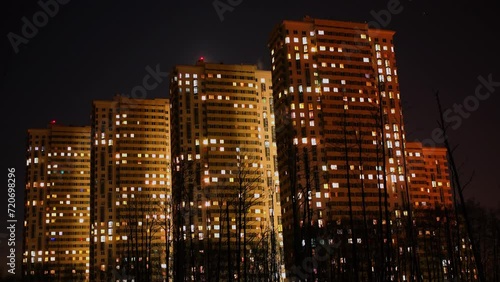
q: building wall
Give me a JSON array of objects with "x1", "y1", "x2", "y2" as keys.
[
  {"x1": 90, "y1": 96, "x2": 171, "y2": 281},
  {"x1": 268, "y1": 17, "x2": 413, "y2": 280},
  {"x1": 170, "y1": 61, "x2": 283, "y2": 280},
  {"x1": 406, "y1": 142, "x2": 452, "y2": 208},
  {"x1": 23, "y1": 123, "x2": 91, "y2": 281}
]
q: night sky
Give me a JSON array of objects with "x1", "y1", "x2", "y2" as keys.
[{"x1": 1, "y1": 0, "x2": 498, "y2": 277}]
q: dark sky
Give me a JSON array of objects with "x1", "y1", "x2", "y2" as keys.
[{"x1": 1, "y1": 0, "x2": 498, "y2": 277}]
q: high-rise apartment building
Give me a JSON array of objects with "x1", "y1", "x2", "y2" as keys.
[
  {"x1": 89, "y1": 96, "x2": 171, "y2": 281},
  {"x1": 405, "y1": 142, "x2": 456, "y2": 280},
  {"x1": 170, "y1": 60, "x2": 283, "y2": 280},
  {"x1": 268, "y1": 17, "x2": 412, "y2": 280},
  {"x1": 406, "y1": 142, "x2": 452, "y2": 208},
  {"x1": 23, "y1": 123, "x2": 91, "y2": 281}
]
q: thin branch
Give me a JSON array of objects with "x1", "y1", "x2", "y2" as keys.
[{"x1": 461, "y1": 170, "x2": 475, "y2": 192}]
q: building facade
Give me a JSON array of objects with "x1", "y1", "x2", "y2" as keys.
[
  {"x1": 406, "y1": 142, "x2": 452, "y2": 209},
  {"x1": 23, "y1": 123, "x2": 91, "y2": 281},
  {"x1": 268, "y1": 17, "x2": 414, "y2": 281},
  {"x1": 170, "y1": 60, "x2": 284, "y2": 280},
  {"x1": 406, "y1": 142, "x2": 461, "y2": 280},
  {"x1": 89, "y1": 96, "x2": 171, "y2": 281}
]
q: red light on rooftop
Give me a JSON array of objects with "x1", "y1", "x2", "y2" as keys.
[
  {"x1": 200, "y1": 56, "x2": 204, "y2": 61},
  {"x1": 50, "y1": 120, "x2": 56, "y2": 124}
]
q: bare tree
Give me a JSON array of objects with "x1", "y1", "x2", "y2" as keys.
[{"x1": 435, "y1": 91, "x2": 486, "y2": 282}]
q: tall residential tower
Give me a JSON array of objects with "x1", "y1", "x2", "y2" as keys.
[
  {"x1": 406, "y1": 142, "x2": 452, "y2": 209},
  {"x1": 89, "y1": 96, "x2": 171, "y2": 281},
  {"x1": 170, "y1": 60, "x2": 283, "y2": 280},
  {"x1": 268, "y1": 17, "x2": 412, "y2": 280},
  {"x1": 23, "y1": 123, "x2": 91, "y2": 281}
]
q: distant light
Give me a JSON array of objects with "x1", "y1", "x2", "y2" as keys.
[
  {"x1": 50, "y1": 120, "x2": 56, "y2": 124},
  {"x1": 200, "y1": 57, "x2": 204, "y2": 61}
]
